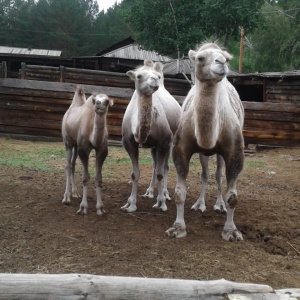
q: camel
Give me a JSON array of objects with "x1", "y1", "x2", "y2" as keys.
[
  {"x1": 121, "y1": 59, "x2": 181, "y2": 212},
  {"x1": 166, "y1": 42, "x2": 245, "y2": 241},
  {"x1": 62, "y1": 85, "x2": 113, "y2": 215}
]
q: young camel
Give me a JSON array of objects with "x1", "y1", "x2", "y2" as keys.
[
  {"x1": 122, "y1": 59, "x2": 181, "y2": 212},
  {"x1": 62, "y1": 85, "x2": 113, "y2": 215},
  {"x1": 166, "y1": 42, "x2": 245, "y2": 241}
]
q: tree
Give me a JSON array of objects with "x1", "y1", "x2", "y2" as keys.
[
  {"x1": 119, "y1": 0, "x2": 264, "y2": 58},
  {"x1": 250, "y1": 0, "x2": 299, "y2": 71}
]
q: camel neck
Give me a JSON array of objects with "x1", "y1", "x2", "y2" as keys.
[
  {"x1": 91, "y1": 113, "x2": 106, "y2": 147},
  {"x1": 135, "y1": 94, "x2": 152, "y2": 144},
  {"x1": 194, "y1": 80, "x2": 220, "y2": 149}
]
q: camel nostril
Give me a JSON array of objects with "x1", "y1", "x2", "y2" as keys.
[{"x1": 215, "y1": 59, "x2": 224, "y2": 65}]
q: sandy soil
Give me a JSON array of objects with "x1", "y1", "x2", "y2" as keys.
[{"x1": 0, "y1": 138, "x2": 299, "y2": 289}]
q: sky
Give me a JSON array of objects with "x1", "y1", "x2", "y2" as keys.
[{"x1": 96, "y1": 0, "x2": 123, "y2": 12}]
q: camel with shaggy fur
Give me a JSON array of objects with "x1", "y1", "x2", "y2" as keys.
[
  {"x1": 62, "y1": 85, "x2": 113, "y2": 215},
  {"x1": 122, "y1": 59, "x2": 181, "y2": 212},
  {"x1": 166, "y1": 42, "x2": 244, "y2": 241}
]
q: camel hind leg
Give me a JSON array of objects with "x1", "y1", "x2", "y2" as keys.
[
  {"x1": 141, "y1": 148, "x2": 156, "y2": 199},
  {"x1": 191, "y1": 153, "x2": 209, "y2": 212},
  {"x1": 70, "y1": 145, "x2": 80, "y2": 198},
  {"x1": 62, "y1": 142, "x2": 75, "y2": 204},
  {"x1": 213, "y1": 154, "x2": 226, "y2": 213},
  {"x1": 152, "y1": 144, "x2": 171, "y2": 211}
]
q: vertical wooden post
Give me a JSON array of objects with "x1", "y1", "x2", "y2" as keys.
[
  {"x1": 239, "y1": 26, "x2": 244, "y2": 73},
  {"x1": 20, "y1": 62, "x2": 26, "y2": 79},
  {"x1": 60, "y1": 66, "x2": 65, "y2": 82}
]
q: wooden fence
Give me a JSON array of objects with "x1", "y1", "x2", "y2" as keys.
[{"x1": 0, "y1": 64, "x2": 299, "y2": 146}]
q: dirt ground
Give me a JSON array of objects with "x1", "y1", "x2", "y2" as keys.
[{"x1": 0, "y1": 137, "x2": 299, "y2": 290}]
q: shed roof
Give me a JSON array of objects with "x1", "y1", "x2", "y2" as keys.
[{"x1": 0, "y1": 46, "x2": 61, "y2": 57}]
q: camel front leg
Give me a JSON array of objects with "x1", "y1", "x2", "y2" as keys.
[
  {"x1": 94, "y1": 146, "x2": 108, "y2": 216},
  {"x1": 166, "y1": 144, "x2": 192, "y2": 238},
  {"x1": 222, "y1": 148, "x2": 244, "y2": 241},
  {"x1": 77, "y1": 150, "x2": 90, "y2": 215},
  {"x1": 121, "y1": 141, "x2": 139, "y2": 212}
]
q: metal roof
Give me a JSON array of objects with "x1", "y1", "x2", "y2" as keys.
[{"x1": 0, "y1": 46, "x2": 61, "y2": 56}]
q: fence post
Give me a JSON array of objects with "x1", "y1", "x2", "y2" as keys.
[
  {"x1": 60, "y1": 66, "x2": 65, "y2": 82},
  {"x1": 1, "y1": 61, "x2": 7, "y2": 78},
  {"x1": 20, "y1": 62, "x2": 26, "y2": 79}
]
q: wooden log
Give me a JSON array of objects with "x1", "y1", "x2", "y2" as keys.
[
  {"x1": 0, "y1": 78, "x2": 135, "y2": 99},
  {"x1": 242, "y1": 101, "x2": 300, "y2": 113},
  {"x1": 0, "y1": 273, "x2": 289, "y2": 300}
]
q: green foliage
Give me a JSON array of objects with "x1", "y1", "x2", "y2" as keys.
[{"x1": 250, "y1": 1, "x2": 300, "y2": 71}]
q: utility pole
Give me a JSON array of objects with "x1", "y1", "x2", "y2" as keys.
[{"x1": 239, "y1": 26, "x2": 244, "y2": 73}]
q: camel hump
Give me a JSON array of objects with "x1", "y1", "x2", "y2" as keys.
[{"x1": 72, "y1": 85, "x2": 86, "y2": 107}]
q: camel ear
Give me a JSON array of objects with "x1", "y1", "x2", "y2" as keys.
[
  {"x1": 154, "y1": 62, "x2": 163, "y2": 72},
  {"x1": 144, "y1": 59, "x2": 154, "y2": 67},
  {"x1": 108, "y1": 98, "x2": 114, "y2": 107},
  {"x1": 126, "y1": 70, "x2": 136, "y2": 81},
  {"x1": 188, "y1": 50, "x2": 197, "y2": 62},
  {"x1": 223, "y1": 51, "x2": 233, "y2": 61}
]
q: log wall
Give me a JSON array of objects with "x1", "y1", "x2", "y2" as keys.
[{"x1": 1, "y1": 67, "x2": 300, "y2": 146}]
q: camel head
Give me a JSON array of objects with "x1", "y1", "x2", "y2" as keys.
[
  {"x1": 189, "y1": 43, "x2": 233, "y2": 83},
  {"x1": 91, "y1": 93, "x2": 113, "y2": 115},
  {"x1": 126, "y1": 63, "x2": 161, "y2": 96}
]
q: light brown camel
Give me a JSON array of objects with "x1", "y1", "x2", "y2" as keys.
[
  {"x1": 122, "y1": 59, "x2": 181, "y2": 212},
  {"x1": 62, "y1": 85, "x2": 113, "y2": 215},
  {"x1": 166, "y1": 42, "x2": 245, "y2": 241}
]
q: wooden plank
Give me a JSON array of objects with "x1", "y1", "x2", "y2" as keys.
[
  {"x1": 0, "y1": 125, "x2": 61, "y2": 137},
  {"x1": 0, "y1": 78, "x2": 135, "y2": 99},
  {"x1": 0, "y1": 109, "x2": 63, "y2": 121},
  {"x1": 0, "y1": 274, "x2": 284, "y2": 300},
  {"x1": 242, "y1": 101, "x2": 300, "y2": 113},
  {"x1": 244, "y1": 119, "x2": 300, "y2": 131},
  {"x1": 243, "y1": 129, "x2": 300, "y2": 141},
  {"x1": 0, "y1": 117, "x2": 62, "y2": 130},
  {"x1": 244, "y1": 111, "x2": 299, "y2": 122}
]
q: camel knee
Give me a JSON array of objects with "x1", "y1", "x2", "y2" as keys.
[
  {"x1": 82, "y1": 174, "x2": 90, "y2": 185},
  {"x1": 174, "y1": 186, "x2": 186, "y2": 205},
  {"x1": 227, "y1": 194, "x2": 238, "y2": 209}
]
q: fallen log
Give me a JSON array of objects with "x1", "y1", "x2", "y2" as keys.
[{"x1": 0, "y1": 274, "x2": 297, "y2": 300}]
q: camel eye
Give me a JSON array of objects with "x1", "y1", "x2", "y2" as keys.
[
  {"x1": 198, "y1": 56, "x2": 205, "y2": 62},
  {"x1": 137, "y1": 74, "x2": 142, "y2": 79}
]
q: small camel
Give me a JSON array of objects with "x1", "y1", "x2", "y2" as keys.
[
  {"x1": 122, "y1": 59, "x2": 181, "y2": 212},
  {"x1": 166, "y1": 42, "x2": 245, "y2": 241},
  {"x1": 62, "y1": 85, "x2": 113, "y2": 215}
]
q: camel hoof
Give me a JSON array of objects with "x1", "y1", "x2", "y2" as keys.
[
  {"x1": 96, "y1": 208, "x2": 106, "y2": 216},
  {"x1": 164, "y1": 191, "x2": 171, "y2": 201},
  {"x1": 76, "y1": 207, "x2": 87, "y2": 215},
  {"x1": 152, "y1": 202, "x2": 167, "y2": 211},
  {"x1": 165, "y1": 223, "x2": 187, "y2": 238},
  {"x1": 141, "y1": 192, "x2": 154, "y2": 199},
  {"x1": 221, "y1": 229, "x2": 243, "y2": 241},
  {"x1": 191, "y1": 203, "x2": 206, "y2": 213},
  {"x1": 214, "y1": 204, "x2": 227, "y2": 214},
  {"x1": 62, "y1": 198, "x2": 71, "y2": 205},
  {"x1": 121, "y1": 203, "x2": 137, "y2": 213}
]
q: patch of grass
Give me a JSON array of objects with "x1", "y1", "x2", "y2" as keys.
[{"x1": 245, "y1": 160, "x2": 265, "y2": 168}]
